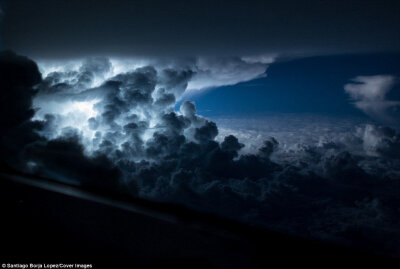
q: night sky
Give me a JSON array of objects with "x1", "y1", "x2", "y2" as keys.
[
  {"x1": 1, "y1": 0, "x2": 400, "y2": 258},
  {"x1": 1, "y1": 0, "x2": 400, "y2": 57},
  {"x1": 182, "y1": 54, "x2": 400, "y2": 117}
]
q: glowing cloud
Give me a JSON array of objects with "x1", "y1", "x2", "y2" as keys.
[{"x1": 344, "y1": 75, "x2": 399, "y2": 121}]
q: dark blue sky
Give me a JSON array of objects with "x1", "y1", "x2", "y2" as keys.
[{"x1": 180, "y1": 54, "x2": 400, "y2": 119}]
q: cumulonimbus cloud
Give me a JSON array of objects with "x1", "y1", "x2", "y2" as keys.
[
  {"x1": 344, "y1": 75, "x2": 399, "y2": 121},
  {"x1": 37, "y1": 56, "x2": 270, "y2": 93},
  {"x1": 1, "y1": 51, "x2": 400, "y2": 257}
]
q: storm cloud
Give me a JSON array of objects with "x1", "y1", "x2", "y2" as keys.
[{"x1": 1, "y1": 52, "x2": 400, "y2": 257}]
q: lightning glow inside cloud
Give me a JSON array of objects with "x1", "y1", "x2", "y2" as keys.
[
  {"x1": 2, "y1": 51, "x2": 400, "y2": 257},
  {"x1": 33, "y1": 56, "x2": 270, "y2": 155}
]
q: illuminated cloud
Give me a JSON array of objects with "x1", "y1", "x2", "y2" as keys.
[
  {"x1": 2, "y1": 52, "x2": 400, "y2": 256},
  {"x1": 344, "y1": 75, "x2": 399, "y2": 121},
  {"x1": 242, "y1": 54, "x2": 277, "y2": 64},
  {"x1": 186, "y1": 57, "x2": 268, "y2": 91},
  {"x1": 38, "y1": 56, "x2": 270, "y2": 92}
]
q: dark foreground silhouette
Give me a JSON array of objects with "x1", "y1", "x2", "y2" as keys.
[{"x1": 0, "y1": 170, "x2": 398, "y2": 269}]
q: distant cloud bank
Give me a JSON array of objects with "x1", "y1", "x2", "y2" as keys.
[{"x1": 345, "y1": 75, "x2": 399, "y2": 121}]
